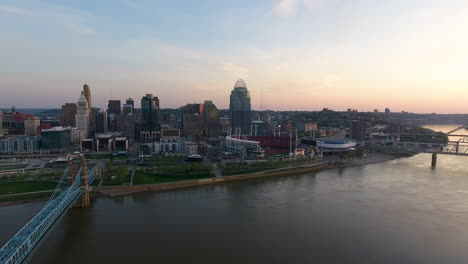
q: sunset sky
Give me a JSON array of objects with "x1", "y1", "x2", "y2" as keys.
[{"x1": 1, "y1": 0, "x2": 467, "y2": 113}]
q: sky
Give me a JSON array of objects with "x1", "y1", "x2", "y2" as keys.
[{"x1": 1, "y1": 0, "x2": 468, "y2": 113}]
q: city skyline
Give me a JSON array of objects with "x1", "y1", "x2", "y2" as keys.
[{"x1": 1, "y1": 0, "x2": 468, "y2": 113}]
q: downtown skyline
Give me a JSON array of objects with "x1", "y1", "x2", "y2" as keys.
[{"x1": 1, "y1": 0, "x2": 468, "y2": 113}]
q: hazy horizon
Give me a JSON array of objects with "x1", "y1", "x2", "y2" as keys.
[{"x1": 1, "y1": 0, "x2": 467, "y2": 113}]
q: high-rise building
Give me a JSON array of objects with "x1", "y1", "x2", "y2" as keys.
[
  {"x1": 60, "y1": 103, "x2": 77, "y2": 127},
  {"x1": 180, "y1": 103, "x2": 203, "y2": 133},
  {"x1": 83, "y1": 84, "x2": 92, "y2": 127},
  {"x1": 181, "y1": 104, "x2": 204, "y2": 118},
  {"x1": 126, "y1": 98, "x2": 135, "y2": 112},
  {"x1": 0, "y1": 111, "x2": 3, "y2": 128},
  {"x1": 203, "y1": 100, "x2": 221, "y2": 138},
  {"x1": 24, "y1": 117, "x2": 40, "y2": 136},
  {"x1": 123, "y1": 104, "x2": 133, "y2": 115},
  {"x1": 75, "y1": 92, "x2": 89, "y2": 138},
  {"x1": 95, "y1": 109, "x2": 108, "y2": 134},
  {"x1": 108, "y1": 100, "x2": 121, "y2": 115},
  {"x1": 141, "y1": 94, "x2": 160, "y2": 133},
  {"x1": 229, "y1": 79, "x2": 251, "y2": 135},
  {"x1": 117, "y1": 114, "x2": 136, "y2": 139},
  {"x1": 108, "y1": 113, "x2": 118, "y2": 132},
  {"x1": 183, "y1": 114, "x2": 203, "y2": 136},
  {"x1": 351, "y1": 120, "x2": 367, "y2": 141}
]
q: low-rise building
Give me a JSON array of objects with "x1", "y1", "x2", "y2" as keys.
[
  {"x1": 80, "y1": 133, "x2": 129, "y2": 153},
  {"x1": 24, "y1": 117, "x2": 41, "y2": 136},
  {"x1": 0, "y1": 136, "x2": 40, "y2": 153}
]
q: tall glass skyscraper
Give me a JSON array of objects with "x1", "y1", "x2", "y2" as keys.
[
  {"x1": 141, "y1": 93, "x2": 160, "y2": 132},
  {"x1": 229, "y1": 79, "x2": 251, "y2": 135}
]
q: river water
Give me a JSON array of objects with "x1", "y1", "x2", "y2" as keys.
[{"x1": 1, "y1": 125, "x2": 468, "y2": 264}]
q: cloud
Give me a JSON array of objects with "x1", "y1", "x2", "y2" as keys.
[
  {"x1": 272, "y1": 0, "x2": 328, "y2": 16},
  {"x1": 303, "y1": 0, "x2": 328, "y2": 10},
  {"x1": 222, "y1": 63, "x2": 249, "y2": 78},
  {"x1": 273, "y1": 0, "x2": 298, "y2": 16},
  {"x1": 0, "y1": 3, "x2": 96, "y2": 36}
]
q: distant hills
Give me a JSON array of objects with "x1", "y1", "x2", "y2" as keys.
[{"x1": 0, "y1": 108, "x2": 59, "y2": 115}]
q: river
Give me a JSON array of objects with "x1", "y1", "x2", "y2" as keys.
[{"x1": 1, "y1": 125, "x2": 468, "y2": 263}]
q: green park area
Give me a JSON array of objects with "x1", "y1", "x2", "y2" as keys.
[
  {"x1": 105, "y1": 166, "x2": 131, "y2": 185},
  {"x1": 133, "y1": 163, "x2": 213, "y2": 184},
  {"x1": 0, "y1": 166, "x2": 25, "y2": 171},
  {"x1": 0, "y1": 180, "x2": 57, "y2": 197},
  {"x1": 103, "y1": 156, "x2": 214, "y2": 185}
]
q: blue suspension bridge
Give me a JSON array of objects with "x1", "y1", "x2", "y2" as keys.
[{"x1": 0, "y1": 159, "x2": 96, "y2": 264}]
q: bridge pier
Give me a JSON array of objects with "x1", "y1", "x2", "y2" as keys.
[
  {"x1": 80, "y1": 158, "x2": 90, "y2": 208},
  {"x1": 431, "y1": 153, "x2": 437, "y2": 169},
  {"x1": 67, "y1": 158, "x2": 75, "y2": 187}
]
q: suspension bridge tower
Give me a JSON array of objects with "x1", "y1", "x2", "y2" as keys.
[{"x1": 80, "y1": 158, "x2": 91, "y2": 208}]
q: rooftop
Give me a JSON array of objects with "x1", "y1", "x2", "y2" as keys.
[
  {"x1": 42, "y1": 126, "x2": 70, "y2": 132},
  {"x1": 234, "y1": 79, "x2": 247, "y2": 89}
]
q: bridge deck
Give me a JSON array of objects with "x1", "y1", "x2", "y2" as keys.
[
  {"x1": 362, "y1": 141, "x2": 468, "y2": 156},
  {"x1": 0, "y1": 168, "x2": 95, "y2": 264}
]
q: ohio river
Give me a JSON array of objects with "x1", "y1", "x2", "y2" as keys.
[{"x1": 1, "y1": 125, "x2": 468, "y2": 264}]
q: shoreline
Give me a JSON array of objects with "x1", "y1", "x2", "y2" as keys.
[
  {"x1": 0, "y1": 153, "x2": 406, "y2": 206},
  {"x1": 91, "y1": 161, "x2": 332, "y2": 197}
]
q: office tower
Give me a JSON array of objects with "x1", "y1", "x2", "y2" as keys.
[
  {"x1": 95, "y1": 109, "x2": 108, "y2": 134},
  {"x1": 24, "y1": 117, "x2": 41, "y2": 136},
  {"x1": 180, "y1": 103, "x2": 203, "y2": 135},
  {"x1": 351, "y1": 120, "x2": 367, "y2": 141},
  {"x1": 229, "y1": 79, "x2": 251, "y2": 135},
  {"x1": 117, "y1": 114, "x2": 136, "y2": 139},
  {"x1": 123, "y1": 104, "x2": 133, "y2": 115},
  {"x1": 126, "y1": 98, "x2": 135, "y2": 112},
  {"x1": 41, "y1": 127, "x2": 72, "y2": 149},
  {"x1": 60, "y1": 103, "x2": 77, "y2": 127},
  {"x1": 203, "y1": 100, "x2": 221, "y2": 138},
  {"x1": 83, "y1": 84, "x2": 92, "y2": 127},
  {"x1": 75, "y1": 92, "x2": 89, "y2": 138},
  {"x1": 0, "y1": 111, "x2": 3, "y2": 128},
  {"x1": 183, "y1": 114, "x2": 203, "y2": 135},
  {"x1": 141, "y1": 94, "x2": 160, "y2": 132},
  {"x1": 181, "y1": 103, "x2": 204, "y2": 118},
  {"x1": 108, "y1": 100, "x2": 121, "y2": 115}
]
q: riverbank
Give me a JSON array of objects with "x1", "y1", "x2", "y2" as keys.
[
  {"x1": 92, "y1": 161, "x2": 332, "y2": 197},
  {"x1": 91, "y1": 153, "x2": 406, "y2": 197},
  {"x1": 0, "y1": 153, "x2": 407, "y2": 206}
]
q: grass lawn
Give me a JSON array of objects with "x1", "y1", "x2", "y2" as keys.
[
  {"x1": 0, "y1": 166, "x2": 25, "y2": 171},
  {"x1": 146, "y1": 156, "x2": 186, "y2": 166},
  {"x1": 0, "y1": 181, "x2": 57, "y2": 196},
  {"x1": 104, "y1": 166, "x2": 130, "y2": 185},
  {"x1": 0, "y1": 192, "x2": 51, "y2": 203},
  {"x1": 132, "y1": 170, "x2": 213, "y2": 184}
]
